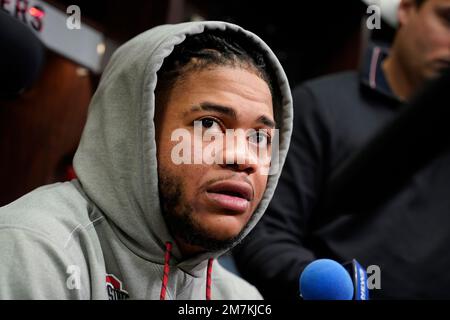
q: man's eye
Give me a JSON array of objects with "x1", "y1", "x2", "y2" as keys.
[
  {"x1": 249, "y1": 131, "x2": 271, "y2": 146},
  {"x1": 200, "y1": 117, "x2": 221, "y2": 129}
]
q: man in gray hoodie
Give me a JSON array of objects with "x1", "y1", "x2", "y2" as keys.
[{"x1": 0, "y1": 21, "x2": 292, "y2": 299}]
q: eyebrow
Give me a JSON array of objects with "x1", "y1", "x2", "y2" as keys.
[
  {"x1": 187, "y1": 102, "x2": 276, "y2": 128},
  {"x1": 256, "y1": 115, "x2": 276, "y2": 128}
]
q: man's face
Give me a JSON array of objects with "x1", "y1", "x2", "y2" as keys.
[
  {"x1": 155, "y1": 65, "x2": 274, "y2": 255},
  {"x1": 397, "y1": 0, "x2": 450, "y2": 81}
]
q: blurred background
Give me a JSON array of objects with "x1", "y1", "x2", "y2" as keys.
[{"x1": 0, "y1": 0, "x2": 396, "y2": 206}]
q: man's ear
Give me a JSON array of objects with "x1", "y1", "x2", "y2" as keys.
[{"x1": 397, "y1": 0, "x2": 418, "y2": 27}]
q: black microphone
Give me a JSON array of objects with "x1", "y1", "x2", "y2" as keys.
[
  {"x1": 299, "y1": 258, "x2": 369, "y2": 300},
  {"x1": 0, "y1": 10, "x2": 45, "y2": 98}
]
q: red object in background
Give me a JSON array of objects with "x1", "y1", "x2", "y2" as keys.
[
  {"x1": 29, "y1": 6, "x2": 45, "y2": 19},
  {"x1": 65, "y1": 164, "x2": 77, "y2": 181}
]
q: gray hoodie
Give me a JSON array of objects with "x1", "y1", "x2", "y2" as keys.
[{"x1": 0, "y1": 21, "x2": 292, "y2": 300}]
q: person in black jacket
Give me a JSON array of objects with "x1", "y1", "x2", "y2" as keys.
[{"x1": 234, "y1": 0, "x2": 450, "y2": 299}]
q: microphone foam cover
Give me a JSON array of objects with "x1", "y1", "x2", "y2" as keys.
[{"x1": 300, "y1": 259, "x2": 354, "y2": 300}]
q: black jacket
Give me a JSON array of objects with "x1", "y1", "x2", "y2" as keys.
[{"x1": 234, "y1": 47, "x2": 450, "y2": 299}]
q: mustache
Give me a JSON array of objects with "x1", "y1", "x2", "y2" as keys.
[
  {"x1": 202, "y1": 174, "x2": 253, "y2": 190},
  {"x1": 434, "y1": 59, "x2": 450, "y2": 67}
]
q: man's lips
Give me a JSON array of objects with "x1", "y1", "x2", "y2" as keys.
[
  {"x1": 205, "y1": 180, "x2": 254, "y2": 212},
  {"x1": 434, "y1": 59, "x2": 450, "y2": 69}
]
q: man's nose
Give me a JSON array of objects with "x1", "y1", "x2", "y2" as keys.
[{"x1": 219, "y1": 135, "x2": 259, "y2": 174}]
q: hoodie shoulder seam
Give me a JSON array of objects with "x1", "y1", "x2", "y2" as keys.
[{"x1": 63, "y1": 216, "x2": 105, "y2": 249}]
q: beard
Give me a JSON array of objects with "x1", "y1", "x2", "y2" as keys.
[{"x1": 158, "y1": 168, "x2": 245, "y2": 252}]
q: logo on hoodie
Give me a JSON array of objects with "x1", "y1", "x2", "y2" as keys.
[{"x1": 106, "y1": 274, "x2": 129, "y2": 300}]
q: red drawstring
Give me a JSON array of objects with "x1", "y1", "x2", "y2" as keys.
[
  {"x1": 206, "y1": 258, "x2": 214, "y2": 300},
  {"x1": 159, "y1": 241, "x2": 214, "y2": 300},
  {"x1": 160, "y1": 242, "x2": 172, "y2": 300}
]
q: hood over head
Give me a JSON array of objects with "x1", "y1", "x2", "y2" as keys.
[{"x1": 73, "y1": 21, "x2": 293, "y2": 276}]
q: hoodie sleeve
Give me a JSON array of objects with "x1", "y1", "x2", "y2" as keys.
[
  {"x1": 0, "y1": 227, "x2": 84, "y2": 299},
  {"x1": 233, "y1": 84, "x2": 334, "y2": 299}
]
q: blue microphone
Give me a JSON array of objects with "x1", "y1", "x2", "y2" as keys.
[
  {"x1": 299, "y1": 259, "x2": 369, "y2": 300},
  {"x1": 342, "y1": 259, "x2": 369, "y2": 300}
]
